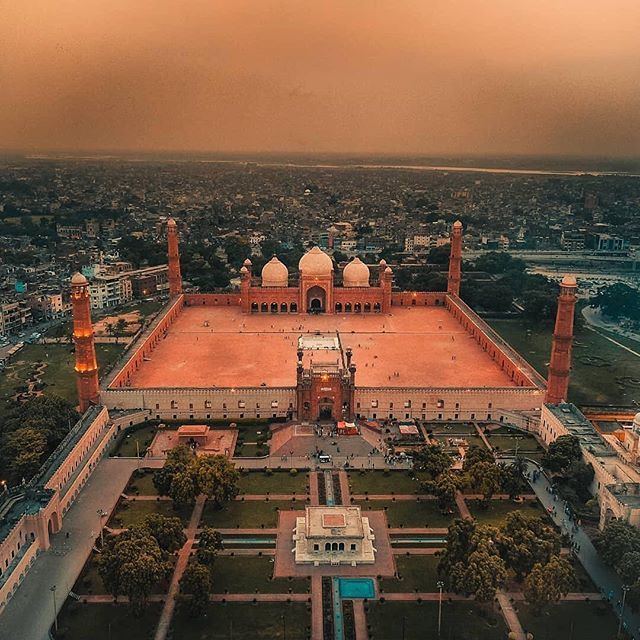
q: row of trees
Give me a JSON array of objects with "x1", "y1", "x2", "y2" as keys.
[
  {"x1": 541, "y1": 435, "x2": 595, "y2": 513},
  {"x1": 153, "y1": 445, "x2": 240, "y2": 509},
  {"x1": 438, "y1": 513, "x2": 575, "y2": 610},
  {"x1": 596, "y1": 520, "x2": 640, "y2": 611},
  {"x1": 0, "y1": 395, "x2": 79, "y2": 485},
  {"x1": 413, "y1": 444, "x2": 524, "y2": 512}
]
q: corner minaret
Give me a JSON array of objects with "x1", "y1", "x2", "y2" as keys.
[
  {"x1": 546, "y1": 275, "x2": 578, "y2": 404},
  {"x1": 167, "y1": 218, "x2": 182, "y2": 296},
  {"x1": 447, "y1": 220, "x2": 463, "y2": 296},
  {"x1": 71, "y1": 273, "x2": 100, "y2": 412}
]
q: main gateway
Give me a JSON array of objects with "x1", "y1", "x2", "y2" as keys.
[{"x1": 93, "y1": 220, "x2": 565, "y2": 425}]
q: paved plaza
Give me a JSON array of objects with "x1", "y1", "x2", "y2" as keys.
[{"x1": 126, "y1": 305, "x2": 520, "y2": 389}]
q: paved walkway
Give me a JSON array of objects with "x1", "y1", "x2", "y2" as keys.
[
  {"x1": 455, "y1": 490, "x2": 471, "y2": 519},
  {"x1": 154, "y1": 495, "x2": 206, "y2": 640},
  {"x1": 233, "y1": 454, "x2": 411, "y2": 471},
  {"x1": 309, "y1": 471, "x2": 320, "y2": 506},
  {"x1": 522, "y1": 459, "x2": 640, "y2": 639},
  {"x1": 235, "y1": 494, "x2": 309, "y2": 501},
  {"x1": 311, "y1": 574, "x2": 323, "y2": 640},
  {"x1": 353, "y1": 600, "x2": 369, "y2": 640},
  {"x1": 496, "y1": 591, "x2": 525, "y2": 640},
  {"x1": 209, "y1": 593, "x2": 309, "y2": 602},
  {"x1": 339, "y1": 470, "x2": 351, "y2": 505},
  {"x1": 0, "y1": 458, "x2": 141, "y2": 640}
]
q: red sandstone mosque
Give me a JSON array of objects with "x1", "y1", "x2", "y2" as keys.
[{"x1": 71, "y1": 220, "x2": 577, "y2": 425}]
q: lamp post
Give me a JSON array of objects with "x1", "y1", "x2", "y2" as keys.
[
  {"x1": 618, "y1": 584, "x2": 630, "y2": 638},
  {"x1": 50, "y1": 585, "x2": 58, "y2": 633},
  {"x1": 281, "y1": 614, "x2": 286, "y2": 640},
  {"x1": 437, "y1": 580, "x2": 444, "y2": 636},
  {"x1": 97, "y1": 508, "x2": 107, "y2": 547}
]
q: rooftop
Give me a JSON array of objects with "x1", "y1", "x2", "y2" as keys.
[
  {"x1": 122, "y1": 305, "x2": 526, "y2": 389},
  {"x1": 305, "y1": 506, "x2": 365, "y2": 538},
  {"x1": 546, "y1": 402, "x2": 615, "y2": 458}
]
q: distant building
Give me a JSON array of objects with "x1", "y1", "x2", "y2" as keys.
[
  {"x1": 560, "y1": 230, "x2": 586, "y2": 251},
  {"x1": 0, "y1": 301, "x2": 32, "y2": 336}
]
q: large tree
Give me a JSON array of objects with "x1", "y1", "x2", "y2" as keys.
[
  {"x1": 413, "y1": 444, "x2": 452, "y2": 479},
  {"x1": 595, "y1": 520, "x2": 640, "y2": 568},
  {"x1": 98, "y1": 530, "x2": 169, "y2": 614},
  {"x1": 196, "y1": 454, "x2": 240, "y2": 508},
  {"x1": 541, "y1": 435, "x2": 582, "y2": 473},
  {"x1": 425, "y1": 471, "x2": 459, "y2": 512},
  {"x1": 463, "y1": 445, "x2": 494, "y2": 471},
  {"x1": 140, "y1": 513, "x2": 186, "y2": 553},
  {"x1": 196, "y1": 527, "x2": 224, "y2": 569},
  {"x1": 496, "y1": 511, "x2": 561, "y2": 580},
  {"x1": 524, "y1": 556, "x2": 577, "y2": 613},
  {"x1": 591, "y1": 283, "x2": 640, "y2": 322},
  {"x1": 179, "y1": 562, "x2": 211, "y2": 615},
  {"x1": 466, "y1": 461, "x2": 502, "y2": 504}
]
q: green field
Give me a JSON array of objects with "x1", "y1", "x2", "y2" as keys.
[
  {"x1": 357, "y1": 499, "x2": 457, "y2": 528},
  {"x1": 0, "y1": 343, "x2": 124, "y2": 414},
  {"x1": 200, "y1": 499, "x2": 306, "y2": 528},
  {"x1": 108, "y1": 498, "x2": 192, "y2": 528},
  {"x1": 125, "y1": 468, "x2": 160, "y2": 495},
  {"x1": 171, "y1": 602, "x2": 310, "y2": 640},
  {"x1": 467, "y1": 499, "x2": 548, "y2": 527},
  {"x1": 489, "y1": 317, "x2": 640, "y2": 406},
  {"x1": 237, "y1": 471, "x2": 309, "y2": 495},
  {"x1": 210, "y1": 556, "x2": 310, "y2": 593},
  {"x1": 348, "y1": 470, "x2": 423, "y2": 495},
  {"x1": 366, "y1": 601, "x2": 507, "y2": 640},
  {"x1": 113, "y1": 423, "x2": 160, "y2": 457},
  {"x1": 517, "y1": 601, "x2": 622, "y2": 640},
  {"x1": 54, "y1": 601, "x2": 161, "y2": 640},
  {"x1": 379, "y1": 555, "x2": 440, "y2": 593}
]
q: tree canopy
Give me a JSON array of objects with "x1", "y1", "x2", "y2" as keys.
[{"x1": 591, "y1": 283, "x2": 640, "y2": 322}]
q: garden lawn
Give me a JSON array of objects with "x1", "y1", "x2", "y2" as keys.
[
  {"x1": 466, "y1": 499, "x2": 544, "y2": 527},
  {"x1": 348, "y1": 471, "x2": 422, "y2": 495},
  {"x1": 237, "y1": 471, "x2": 309, "y2": 495},
  {"x1": 172, "y1": 602, "x2": 310, "y2": 640},
  {"x1": 426, "y1": 422, "x2": 477, "y2": 435},
  {"x1": 517, "y1": 602, "x2": 621, "y2": 640},
  {"x1": 357, "y1": 499, "x2": 457, "y2": 528},
  {"x1": 379, "y1": 555, "x2": 439, "y2": 593},
  {"x1": 0, "y1": 343, "x2": 124, "y2": 415},
  {"x1": 211, "y1": 556, "x2": 310, "y2": 593},
  {"x1": 234, "y1": 443, "x2": 268, "y2": 458},
  {"x1": 108, "y1": 498, "x2": 192, "y2": 528},
  {"x1": 489, "y1": 317, "x2": 640, "y2": 406},
  {"x1": 201, "y1": 499, "x2": 306, "y2": 528},
  {"x1": 55, "y1": 601, "x2": 161, "y2": 640},
  {"x1": 367, "y1": 601, "x2": 507, "y2": 640},
  {"x1": 113, "y1": 423, "x2": 159, "y2": 457},
  {"x1": 125, "y1": 468, "x2": 159, "y2": 495}
]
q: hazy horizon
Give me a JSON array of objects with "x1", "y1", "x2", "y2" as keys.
[{"x1": 2, "y1": 1, "x2": 639, "y2": 157}]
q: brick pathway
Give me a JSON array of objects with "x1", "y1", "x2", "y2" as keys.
[
  {"x1": 311, "y1": 575, "x2": 323, "y2": 640},
  {"x1": 209, "y1": 593, "x2": 309, "y2": 602},
  {"x1": 352, "y1": 494, "x2": 436, "y2": 501},
  {"x1": 388, "y1": 527, "x2": 448, "y2": 535},
  {"x1": 309, "y1": 471, "x2": 320, "y2": 506},
  {"x1": 455, "y1": 491, "x2": 471, "y2": 519},
  {"x1": 338, "y1": 470, "x2": 351, "y2": 504},
  {"x1": 496, "y1": 591, "x2": 525, "y2": 640},
  {"x1": 474, "y1": 422, "x2": 493, "y2": 451},
  {"x1": 391, "y1": 548, "x2": 441, "y2": 555},
  {"x1": 353, "y1": 600, "x2": 369, "y2": 640},
  {"x1": 154, "y1": 495, "x2": 206, "y2": 640}
]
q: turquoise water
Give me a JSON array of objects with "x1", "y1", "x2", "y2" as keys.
[
  {"x1": 338, "y1": 577, "x2": 376, "y2": 599},
  {"x1": 222, "y1": 537, "x2": 276, "y2": 544},
  {"x1": 390, "y1": 536, "x2": 446, "y2": 544}
]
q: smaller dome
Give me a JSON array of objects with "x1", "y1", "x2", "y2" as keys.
[
  {"x1": 299, "y1": 246, "x2": 333, "y2": 276},
  {"x1": 453, "y1": 220, "x2": 463, "y2": 229},
  {"x1": 71, "y1": 272, "x2": 88, "y2": 286},
  {"x1": 379, "y1": 258, "x2": 387, "y2": 267},
  {"x1": 261, "y1": 256, "x2": 288, "y2": 287},
  {"x1": 167, "y1": 218, "x2": 177, "y2": 227},
  {"x1": 239, "y1": 266, "x2": 248, "y2": 274},
  {"x1": 384, "y1": 266, "x2": 392, "y2": 274},
  {"x1": 243, "y1": 258, "x2": 252, "y2": 267},
  {"x1": 561, "y1": 275, "x2": 577, "y2": 287},
  {"x1": 343, "y1": 257, "x2": 370, "y2": 287}
]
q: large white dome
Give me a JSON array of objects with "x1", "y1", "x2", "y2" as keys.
[
  {"x1": 261, "y1": 256, "x2": 289, "y2": 287},
  {"x1": 342, "y1": 257, "x2": 370, "y2": 287},
  {"x1": 298, "y1": 246, "x2": 333, "y2": 276}
]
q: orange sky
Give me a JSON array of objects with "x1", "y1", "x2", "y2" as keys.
[{"x1": 1, "y1": 0, "x2": 639, "y2": 155}]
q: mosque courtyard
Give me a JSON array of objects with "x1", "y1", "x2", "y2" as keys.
[{"x1": 125, "y1": 305, "x2": 521, "y2": 389}]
